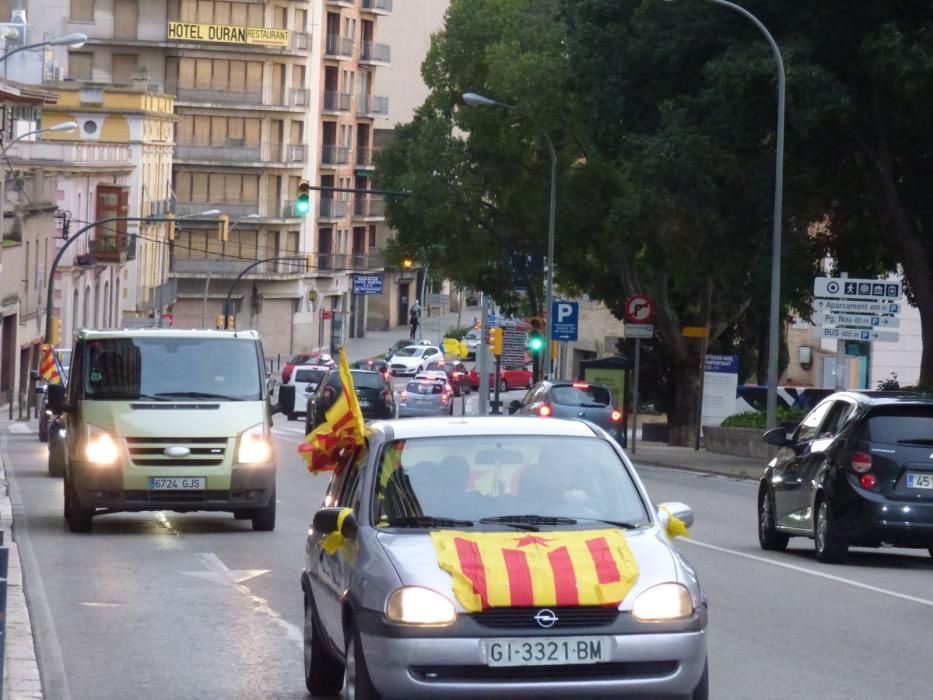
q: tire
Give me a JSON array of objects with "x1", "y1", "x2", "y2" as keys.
[
  {"x1": 345, "y1": 621, "x2": 381, "y2": 700},
  {"x1": 758, "y1": 487, "x2": 789, "y2": 552},
  {"x1": 38, "y1": 413, "x2": 49, "y2": 443},
  {"x1": 48, "y1": 438, "x2": 65, "y2": 478},
  {"x1": 692, "y1": 658, "x2": 709, "y2": 700},
  {"x1": 928, "y1": 548, "x2": 933, "y2": 558},
  {"x1": 304, "y1": 594, "x2": 344, "y2": 695},
  {"x1": 64, "y1": 475, "x2": 93, "y2": 533},
  {"x1": 305, "y1": 418, "x2": 311, "y2": 436},
  {"x1": 814, "y1": 499, "x2": 847, "y2": 563},
  {"x1": 252, "y1": 488, "x2": 276, "y2": 531},
  {"x1": 499, "y1": 379, "x2": 508, "y2": 393}
]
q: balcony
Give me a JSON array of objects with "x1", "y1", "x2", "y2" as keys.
[
  {"x1": 352, "y1": 196, "x2": 386, "y2": 220},
  {"x1": 310, "y1": 252, "x2": 385, "y2": 273},
  {"x1": 327, "y1": 0, "x2": 356, "y2": 6},
  {"x1": 361, "y1": 0, "x2": 393, "y2": 13},
  {"x1": 90, "y1": 232, "x2": 137, "y2": 264},
  {"x1": 357, "y1": 94, "x2": 389, "y2": 117},
  {"x1": 173, "y1": 257, "x2": 307, "y2": 277},
  {"x1": 360, "y1": 41, "x2": 391, "y2": 64},
  {"x1": 175, "y1": 141, "x2": 306, "y2": 165},
  {"x1": 291, "y1": 32, "x2": 311, "y2": 51},
  {"x1": 169, "y1": 84, "x2": 309, "y2": 109},
  {"x1": 175, "y1": 202, "x2": 258, "y2": 219},
  {"x1": 325, "y1": 34, "x2": 355, "y2": 58},
  {"x1": 355, "y1": 147, "x2": 380, "y2": 169},
  {"x1": 146, "y1": 199, "x2": 174, "y2": 217},
  {"x1": 321, "y1": 144, "x2": 350, "y2": 166},
  {"x1": 319, "y1": 198, "x2": 350, "y2": 220},
  {"x1": 323, "y1": 91, "x2": 352, "y2": 113}
]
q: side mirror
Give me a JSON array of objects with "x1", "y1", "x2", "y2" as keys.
[
  {"x1": 47, "y1": 383, "x2": 68, "y2": 413},
  {"x1": 763, "y1": 426, "x2": 793, "y2": 447},
  {"x1": 30, "y1": 369, "x2": 40, "y2": 382},
  {"x1": 657, "y1": 501, "x2": 694, "y2": 529},
  {"x1": 274, "y1": 385, "x2": 295, "y2": 416},
  {"x1": 508, "y1": 400, "x2": 522, "y2": 415},
  {"x1": 312, "y1": 507, "x2": 358, "y2": 540}
]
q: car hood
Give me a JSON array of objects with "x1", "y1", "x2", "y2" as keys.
[
  {"x1": 376, "y1": 526, "x2": 677, "y2": 612},
  {"x1": 390, "y1": 355, "x2": 422, "y2": 366}
]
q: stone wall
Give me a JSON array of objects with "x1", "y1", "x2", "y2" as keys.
[{"x1": 703, "y1": 425, "x2": 780, "y2": 461}]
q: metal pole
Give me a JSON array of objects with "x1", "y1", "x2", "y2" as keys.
[
  {"x1": 418, "y1": 262, "x2": 428, "y2": 341},
  {"x1": 632, "y1": 338, "x2": 640, "y2": 454},
  {"x1": 222, "y1": 256, "x2": 308, "y2": 329},
  {"x1": 543, "y1": 131, "x2": 557, "y2": 380},
  {"x1": 708, "y1": 0, "x2": 785, "y2": 429},
  {"x1": 491, "y1": 355, "x2": 502, "y2": 414},
  {"x1": 478, "y1": 294, "x2": 489, "y2": 416},
  {"x1": 202, "y1": 266, "x2": 211, "y2": 329}
]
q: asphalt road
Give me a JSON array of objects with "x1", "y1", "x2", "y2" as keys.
[{"x1": 3, "y1": 419, "x2": 932, "y2": 699}]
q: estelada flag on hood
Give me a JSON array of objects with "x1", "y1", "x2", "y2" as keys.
[
  {"x1": 431, "y1": 529, "x2": 640, "y2": 613},
  {"x1": 39, "y1": 344, "x2": 61, "y2": 384},
  {"x1": 298, "y1": 347, "x2": 367, "y2": 474}
]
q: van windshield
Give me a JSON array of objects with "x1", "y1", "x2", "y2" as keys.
[{"x1": 81, "y1": 337, "x2": 262, "y2": 401}]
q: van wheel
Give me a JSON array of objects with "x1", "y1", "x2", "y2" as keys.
[
  {"x1": 64, "y1": 476, "x2": 93, "y2": 533},
  {"x1": 252, "y1": 488, "x2": 276, "y2": 531}
]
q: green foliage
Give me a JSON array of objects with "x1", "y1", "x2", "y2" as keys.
[
  {"x1": 446, "y1": 326, "x2": 475, "y2": 339},
  {"x1": 721, "y1": 407, "x2": 806, "y2": 429}
]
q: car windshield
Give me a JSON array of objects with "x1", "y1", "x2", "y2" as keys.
[
  {"x1": 425, "y1": 361, "x2": 447, "y2": 372},
  {"x1": 81, "y1": 337, "x2": 262, "y2": 401},
  {"x1": 294, "y1": 368, "x2": 326, "y2": 384},
  {"x1": 373, "y1": 435, "x2": 649, "y2": 527},
  {"x1": 551, "y1": 385, "x2": 612, "y2": 406},
  {"x1": 351, "y1": 371, "x2": 387, "y2": 390},
  {"x1": 393, "y1": 347, "x2": 421, "y2": 358}
]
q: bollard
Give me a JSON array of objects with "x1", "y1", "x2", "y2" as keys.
[{"x1": 0, "y1": 541, "x2": 9, "y2": 700}]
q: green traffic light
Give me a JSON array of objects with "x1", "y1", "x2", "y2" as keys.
[
  {"x1": 295, "y1": 196, "x2": 310, "y2": 215},
  {"x1": 528, "y1": 331, "x2": 543, "y2": 352}
]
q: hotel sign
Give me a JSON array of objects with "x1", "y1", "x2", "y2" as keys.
[{"x1": 167, "y1": 21, "x2": 290, "y2": 47}]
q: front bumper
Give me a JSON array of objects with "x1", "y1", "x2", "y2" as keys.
[
  {"x1": 355, "y1": 610, "x2": 707, "y2": 699},
  {"x1": 70, "y1": 460, "x2": 276, "y2": 512}
]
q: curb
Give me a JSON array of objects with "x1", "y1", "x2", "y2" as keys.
[
  {"x1": 630, "y1": 456, "x2": 759, "y2": 482},
  {"x1": 0, "y1": 443, "x2": 44, "y2": 699}
]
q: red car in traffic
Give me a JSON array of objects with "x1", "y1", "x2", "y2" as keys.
[
  {"x1": 282, "y1": 352, "x2": 334, "y2": 383},
  {"x1": 468, "y1": 364, "x2": 533, "y2": 392}
]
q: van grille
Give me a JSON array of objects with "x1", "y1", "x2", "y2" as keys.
[{"x1": 125, "y1": 437, "x2": 228, "y2": 467}]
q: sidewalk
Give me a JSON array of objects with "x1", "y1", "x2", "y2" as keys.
[
  {"x1": 629, "y1": 441, "x2": 763, "y2": 481},
  {"x1": 343, "y1": 304, "x2": 478, "y2": 363}
]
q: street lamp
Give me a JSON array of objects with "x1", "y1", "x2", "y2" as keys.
[
  {"x1": 463, "y1": 92, "x2": 557, "y2": 379},
  {"x1": 0, "y1": 32, "x2": 87, "y2": 63},
  {"x1": 665, "y1": 0, "x2": 785, "y2": 429},
  {"x1": 202, "y1": 212, "x2": 260, "y2": 327}
]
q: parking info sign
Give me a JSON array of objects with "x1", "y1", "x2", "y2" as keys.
[
  {"x1": 353, "y1": 274, "x2": 384, "y2": 295},
  {"x1": 551, "y1": 301, "x2": 579, "y2": 341}
]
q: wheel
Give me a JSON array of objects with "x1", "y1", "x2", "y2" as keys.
[
  {"x1": 814, "y1": 499, "x2": 847, "y2": 563},
  {"x1": 48, "y1": 437, "x2": 65, "y2": 477},
  {"x1": 928, "y1": 548, "x2": 933, "y2": 558},
  {"x1": 692, "y1": 658, "x2": 709, "y2": 700},
  {"x1": 38, "y1": 412, "x2": 49, "y2": 442},
  {"x1": 304, "y1": 594, "x2": 344, "y2": 695},
  {"x1": 758, "y1": 487, "x2": 789, "y2": 552},
  {"x1": 64, "y1": 475, "x2": 93, "y2": 533},
  {"x1": 304, "y1": 418, "x2": 312, "y2": 436},
  {"x1": 345, "y1": 620, "x2": 381, "y2": 700},
  {"x1": 251, "y1": 487, "x2": 276, "y2": 531},
  {"x1": 286, "y1": 412, "x2": 297, "y2": 422}
]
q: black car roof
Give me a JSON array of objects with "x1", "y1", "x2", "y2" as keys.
[{"x1": 832, "y1": 390, "x2": 933, "y2": 406}]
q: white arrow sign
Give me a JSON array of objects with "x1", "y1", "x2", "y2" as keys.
[
  {"x1": 812, "y1": 313, "x2": 900, "y2": 329},
  {"x1": 812, "y1": 326, "x2": 900, "y2": 342},
  {"x1": 814, "y1": 277, "x2": 902, "y2": 300},
  {"x1": 813, "y1": 299, "x2": 901, "y2": 314}
]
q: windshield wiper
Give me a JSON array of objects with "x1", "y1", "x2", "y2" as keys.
[
  {"x1": 479, "y1": 515, "x2": 578, "y2": 531},
  {"x1": 154, "y1": 391, "x2": 245, "y2": 401},
  {"x1": 570, "y1": 517, "x2": 641, "y2": 530},
  {"x1": 385, "y1": 515, "x2": 474, "y2": 528},
  {"x1": 95, "y1": 392, "x2": 166, "y2": 401}
]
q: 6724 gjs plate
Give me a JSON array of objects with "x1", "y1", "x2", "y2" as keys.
[{"x1": 148, "y1": 477, "x2": 206, "y2": 491}]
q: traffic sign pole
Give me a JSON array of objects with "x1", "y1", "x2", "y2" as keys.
[{"x1": 631, "y1": 338, "x2": 640, "y2": 455}]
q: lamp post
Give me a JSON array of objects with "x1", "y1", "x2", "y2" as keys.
[
  {"x1": 0, "y1": 32, "x2": 87, "y2": 63},
  {"x1": 666, "y1": 0, "x2": 785, "y2": 429},
  {"x1": 463, "y1": 91, "x2": 557, "y2": 378},
  {"x1": 222, "y1": 256, "x2": 311, "y2": 330},
  {"x1": 201, "y1": 212, "x2": 260, "y2": 328}
]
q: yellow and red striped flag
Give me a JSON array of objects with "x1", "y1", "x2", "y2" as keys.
[
  {"x1": 39, "y1": 344, "x2": 61, "y2": 384},
  {"x1": 298, "y1": 347, "x2": 367, "y2": 474},
  {"x1": 431, "y1": 529, "x2": 640, "y2": 612}
]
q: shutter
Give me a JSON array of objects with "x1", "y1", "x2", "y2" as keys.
[
  {"x1": 242, "y1": 175, "x2": 259, "y2": 204},
  {"x1": 68, "y1": 52, "x2": 93, "y2": 80},
  {"x1": 70, "y1": 0, "x2": 94, "y2": 21},
  {"x1": 175, "y1": 171, "x2": 192, "y2": 201},
  {"x1": 274, "y1": 6, "x2": 287, "y2": 29},
  {"x1": 113, "y1": 0, "x2": 139, "y2": 40},
  {"x1": 228, "y1": 61, "x2": 245, "y2": 91},
  {"x1": 224, "y1": 174, "x2": 239, "y2": 203},
  {"x1": 211, "y1": 59, "x2": 229, "y2": 91},
  {"x1": 246, "y1": 62, "x2": 262, "y2": 92},
  {"x1": 195, "y1": 59, "x2": 212, "y2": 89},
  {"x1": 112, "y1": 54, "x2": 137, "y2": 84},
  {"x1": 179, "y1": 0, "x2": 196, "y2": 22},
  {"x1": 244, "y1": 118, "x2": 260, "y2": 146},
  {"x1": 178, "y1": 58, "x2": 196, "y2": 89},
  {"x1": 247, "y1": 3, "x2": 263, "y2": 26},
  {"x1": 177, "y1": 114, "x2": 194, "y2": 143},
  {"x1": 214, "y1": 1, "x2": 231, "y2": 25},
  {"x1": 196, "y1": 0, "x2": 212, "y2": 23},
  {"x1": 192, "y1": 173, "x2": 209, "y2": 203},
  {"x1": 210, "y1": 116, "x2": 227, "y2": 146},
  {"x1": 227, "y1": 117, "x2": 244, "y2": 141},
  {"x1": 231, "y1": 1, "x2": 246, "y2": 25},
  {"x1": 193, "y1": 115, "x2": 210, "y2": 144},
  {"x1": 209, "y1": 173, "x2": 225, "y2": 203}
]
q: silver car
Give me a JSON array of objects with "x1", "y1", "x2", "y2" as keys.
[
  {"x1": 302, "y1": 417, "x2": 708, "y2": 699},
  {"x1": 398, "y1": 378, "x2": 454, "y2": 418}
]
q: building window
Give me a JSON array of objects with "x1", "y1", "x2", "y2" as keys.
[
  {"x1": 368, "y1": 226, "x2": 376, "y2": 248},
  {"x1": 112, "y1": 54, "x2": 139, "y2": 84},
  {"x1": 69, "y1": 52, "x2": 93, "y2": 80},
  {"x1": 70, "y1": 0, "x2": 94, "y2": 21}
]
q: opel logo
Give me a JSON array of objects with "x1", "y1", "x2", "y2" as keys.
[
  {"x1": 164, "y1": 446, "x2": 190, "y2": 458},
  {"x1": 534, "y1": 609, "x2": 558, "y2": 629}
]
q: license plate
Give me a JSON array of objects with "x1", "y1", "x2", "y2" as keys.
[
  {"x1": 148, "y1": 477, "x2": 206, "y2": 491},
  {"x1": 358, "y1": 398, "x2": 371, "y2": 407},
  {"x1": 905, "y1": 473, "x2": 933, "y2": 489},
  {"x1": 484, "y1": 636, "x2": 609, "y2": 667}
]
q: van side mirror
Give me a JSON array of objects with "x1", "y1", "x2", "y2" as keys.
[
  {"x1": 508, "y1": 400, "x2": 522, "y2": 415},
  {"x1": 47, "y1": 383, "x2": 68, "y2": 413},
  {"x1": 763, "y1": 427, "x2": 794, "y2": 447}
]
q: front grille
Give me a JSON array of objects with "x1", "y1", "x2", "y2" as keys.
[
  {"x1": 130, "y1": 403, "x2": 220, "y2": 410},
  {"x1": 124, "y1": 490, "x2": 231, "y2": 503},
  {"x1": 471, "y1": 607, "x2": 619, "y2": 629},
  {"x1": 390, "y1": 364, "x2": 408, "y2": 371},
  {"x1": 125, "y1": 437, "x2": 228, "y2": 467},
  {"x1": 411, "y1": 661, "x2": 677, "y2": 683}
]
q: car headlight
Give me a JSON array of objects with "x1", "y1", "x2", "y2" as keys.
[
  {"x1": 237, "y1": 423, "x2": 273, "y2": 464},
  {"x1": 630, "y1": 583, "x2": 694, "y2": 622},
  {"x1": 85, "y1": 424, "x2": 119, "y2": 465},
  {"x1": 385, "y1": 586, "x2": 456, "y2": 626}
]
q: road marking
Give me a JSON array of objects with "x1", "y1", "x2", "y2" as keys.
[
  {"x1": 682, "y1": 537, "x2": 933, "y2": 609},
  {"x1": 182, "y1": 552, "x2": 270, "y2": 585}
]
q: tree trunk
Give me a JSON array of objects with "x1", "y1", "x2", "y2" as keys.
[{"x1": 668, "y1": 357, "x2": 701, "y2": 446}]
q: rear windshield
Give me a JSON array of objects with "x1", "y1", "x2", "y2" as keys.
[
  {"x1": 407, "y1": 381, "x2": 443, "y2": 395},
  {"x1": 426, "y1": 362, "x2": 447, "y2": 372},
  {"x1": 551, "y1": 385, "x2": 611, "y2": 406},
  {"x1": 352, "y1": 371, "x2": 387, "y2": 390},
  {"x1": 864, "y1": 406, "x2": 933, "y2": 445},
  {"x1": 295, "y1": 369, "x2": 326, "y2": 384}
]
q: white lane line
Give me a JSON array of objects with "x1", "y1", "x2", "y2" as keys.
[{"x1": 682, "y1": 537, "x2": 933, "y2": 609}]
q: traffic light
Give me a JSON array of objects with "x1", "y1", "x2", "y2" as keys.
[
  {"x1": 489, "y1": 327, "x2": 503, "y2": 356},
  {"x1": 527, "y1": 330, "x2": 544, "y2": 353},
  {"x1": 295, "y1": 180, "x2": 311, "y2": 216},
  {"x1": 217, "y1": 214, "x2": 229, "y2": 241},
  {"x1": 215, "y1": 314, "x2": 234, "y2": 329},
  {"x1": 49, "y1": 318, "x2": 61, "y2": 346}
]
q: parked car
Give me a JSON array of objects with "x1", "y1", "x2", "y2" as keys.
[
  {"x1": 758, "y1": 390, "x2": 933, "y2": 563},
  {"x1": 351, "y1": 358, "x2": 389, "y2": 378},
  {"x1": 461, "y1": 329, "x2": 482, "y2": 359},
  {"x1": 386, "y1": 339, "x2": 431, "y2": 362},
  {"x1": 38, "y1": 348, "x2": 71, "y2": 442},
  {"x1": 509, "y1": 380, "x2": 626, "y2": 446},
  {"x1": 424, "y1": 359, "x2": 471, "y2": 396},
  {"x1": 398, "y1": 378, "x2": 454, "y2": 417},
  {"x1": 387, "y1": 345, "x2": 443, "y2": 376},
  {"x1": 306, "y1": 369, "x2": 396, "y2": 434},
  {"x1": 282, "y1": 352, "x2": 334, "y2": 383},
  {"x1": 301, "y1": 417, "x2": 707, "y2": 699},
  {"x1": 468, "y1": 364, "x2": 534, "y2": 392},
  {"x1": 283, "y1": 365, "x2": 330, "y2": 420}
]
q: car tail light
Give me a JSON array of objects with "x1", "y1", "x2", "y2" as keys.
[
  {"x1": 323, "y1": 386, "x2": 335, "y2": 402},
  {"x1": 850, "y1": 452, "x2": 872, "y2": 473},
  {"x1": 382, "y1": 389, "x2": 392, "y2": 406},
  {"x1": 859, "y1": 473, "x2": 878, "y2": 489},
  {"x1": 537, "y1": 404, "x2": 552, "y2": 417},
  {"x1": 282, "y1": 366, "x2": 293, "y2": 383},
  {"x1": 452, "y1": 371, "x2": 463, "y2": 377},
  {"x1": 572, "y1": 382, "x2": 589, "y2": 389},
  {"x1": 610, "y1": 408, "x2": 623, "y2": 423},
  {"x1": 441, "y1": 392, "x2": 449, "y2": 404}
]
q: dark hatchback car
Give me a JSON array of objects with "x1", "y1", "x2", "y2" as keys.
[
  {"x1": 306, "y1": 369, "x2": 396, "y2": 433},
  {"x1": 424, "y1": 359, "x2": 472, "y2": 396},
  {"x1": 351, "y1": 358, "x2": 389, "y2": 378},
  {"x1": 758, "y1": 391, "x2": 933, "y2": 563},
  {"x1": 509, "y1": 381, "x2": 626, "y2": 446}
]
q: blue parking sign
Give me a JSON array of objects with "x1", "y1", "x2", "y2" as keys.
[{"x1": 551, "y1": 301, "x2": 579, "y2": 341}]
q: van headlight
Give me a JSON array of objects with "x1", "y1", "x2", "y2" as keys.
[
  {"x1": 631, "y1": 583, "x2": 694, "y2": 622},
  {"x1": 85, "y1": 424, "x2": 119, "y2": 465},
  {"x1": 385, "y1": 586, "x2": 456, "y2": 626},
  {"x1": 237, "y1": 423, "x2": 273, "y2": 464}
]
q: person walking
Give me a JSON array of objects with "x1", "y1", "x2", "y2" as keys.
[{"x1": 409, "y1": 307, "x2": 420, "y2": 340}]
